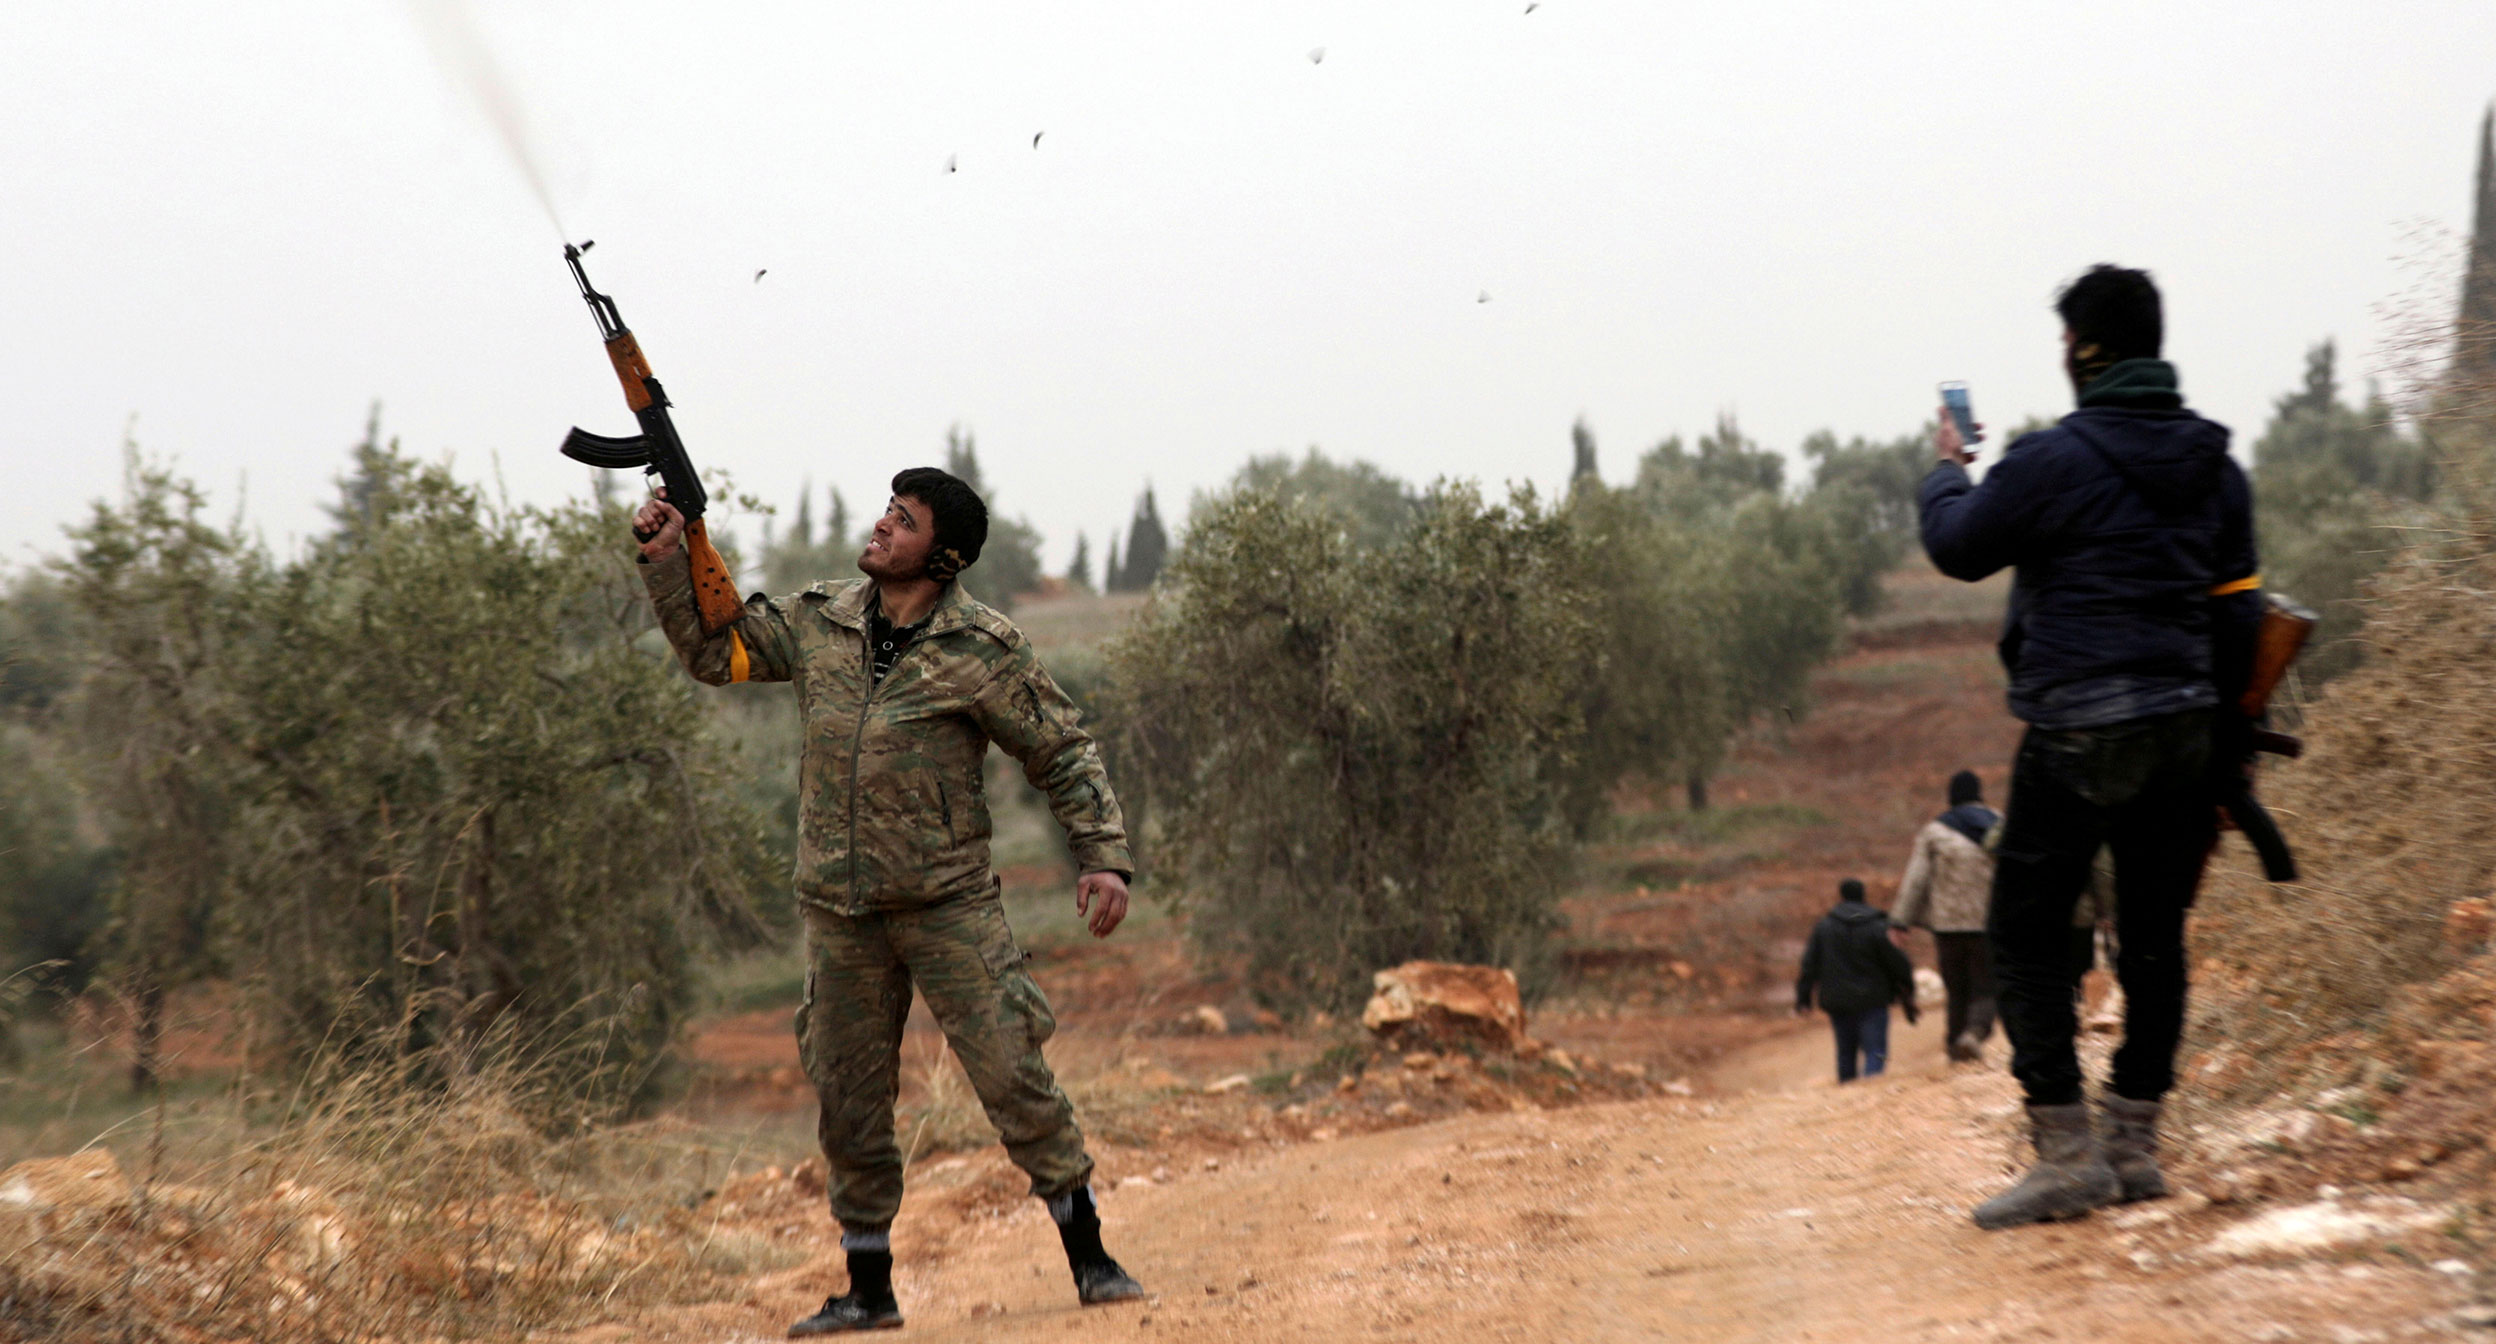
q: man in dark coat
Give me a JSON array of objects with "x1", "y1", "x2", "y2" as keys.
[
  {"x1": 1918, "y1": 264, "x2": 2263, "y2": 1230},
  {"x1": 1796, "y1": 879, "x2": 1920, "y2": 1083}
]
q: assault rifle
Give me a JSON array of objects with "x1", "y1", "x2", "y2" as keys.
[
  {"x1": 2218, "y1": 594, "x2": 2317, "y2": 883},
  {"x1": 558, "y1": 242, "x2": 744, "y2": 637}
]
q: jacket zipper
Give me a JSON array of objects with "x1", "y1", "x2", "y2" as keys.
[{"x1": 845, "y1": 612, "x2": 941, "y2": 909}]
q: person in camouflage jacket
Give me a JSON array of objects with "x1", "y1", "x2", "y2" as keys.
[
  {"x1": 635, "y1": 466, "x2": 1144, "y2": 1333},
  {"x1": 1889, "y1": 770, "x2": 2002, "y2": 1063}
]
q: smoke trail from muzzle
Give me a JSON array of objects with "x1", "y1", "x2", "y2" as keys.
[{"x1": 406, "y1": 0, "x2": 568, "y2": 238}]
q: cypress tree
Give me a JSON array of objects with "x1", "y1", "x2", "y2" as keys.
[
  {"x1": 1122, "y1": 488, "x2": 1169, "y2": 591},
  {"x1": 1067, "y1": 532, "x2": 1093, "y2": 590},
  {"x1": 2458, "y1": 106, "x2": 2496, "y2": 390}
]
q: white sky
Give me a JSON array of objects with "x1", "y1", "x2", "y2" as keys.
[{"x1": 5, "y1": 1, "x2": 2491, "y2": 579}]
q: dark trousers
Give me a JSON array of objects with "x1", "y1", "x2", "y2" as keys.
[
  {"x1": 1933, "y1": 931, "x2": 1997, "y2": 1045},
  {"x1": 1989, "y1": 710, "x2": 2213, "y2": 1107},
  {"x1": 2068, "y1": 925, "x2": 2100, "y2": 1003},
  {"x1": 1829, "y1": 1006, "x2": 1891, "y2": 1083}
]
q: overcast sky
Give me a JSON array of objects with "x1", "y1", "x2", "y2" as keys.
[{"x1": 5, "y1": 1, "x2": 2492, "y2": 580}]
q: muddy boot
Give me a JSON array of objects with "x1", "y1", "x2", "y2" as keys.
[
  {"x1": 1948, "y1": 1030, "x2": 1985, "y2": 1063},
  {"x1": 1971, "y1": 1102, "x2": 2121, "y2": 1230},
  {"x1": 1049, "y1": 1186, "x2": 1144, "y2": 1306},
  {"x1": 2098, "y1": 1094, "x2": 2171, "y2": 1203},
  {"x1": 788, "y1": 1246, "x2": 903, "y2": 1335}
]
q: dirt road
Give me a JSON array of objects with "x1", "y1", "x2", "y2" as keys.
[
  {"x1": 612, "y1": 1022, "x2": 2467, "y2": 1344},
  {"x1": 573, "y1": 578, "x2": 2471, "y2": 1343}
]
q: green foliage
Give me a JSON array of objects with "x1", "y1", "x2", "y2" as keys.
[
  {"x1": 1065, "y1": 532, "x2": 1094, "y2": 591},
  {"x1": 1560, "y1": 474, "x2": 1846, "y2": 827},
  {"x1": 1220, "y1": 449, "x2": 1422, "y2": 552},
  {"x1": 36, "y1": 445, "x2": 776, "y2": 1098},
  {"x1": 1631, "y1": 414, "x2": 1786, "y2": 519},
  {"x1": 0, "y1": 722, "x2": 112, "y2": 996},
  {"x1": 238, "y1": 452, "x2": 776, "y2": 1086},
  {"x1": 56, "y1": 457, "x2": 258, "y2": 1085},
  {"x1": 2251, "y1": 341, "x2": 2439, "y2": 680},
  {"x1": 1802, "y1": 429, "x2": 1929, "y2": 616},
  {"x1": 760, "y1": 480, "x2": 856, "y2": 595},
  {"x1": 1111, "y1": 482, "x2": 1592, "y2": 1012},
  {"x1": 943, "y1": 426, "x2": 1045, "y2": 611},
  {"x1": 0, "y1": 572, "x2": 84, "y2": 712},
  {"x1": 322, "y1": 403, "x2": 403, "y2": 551},
  {"x1": 1560, "y1": 485, "x2": 1734, "y2": 825},
  {"x1": 1107, "y1": 488, "x2": 1169, "y2": 592}
]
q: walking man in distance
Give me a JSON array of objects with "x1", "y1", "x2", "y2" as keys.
[
  {"x1": 1796, "y1": 879, "x2": 1921, "y2": 1083},
  {"x1": 636, "y1": 467, "x2": 1146, "y2": 1332},
  {"x1": 1919, "y1": 265, "x2": 2262, "y2": 1230},
  {"x1": 1889, "y1": 770, "x2": 2002, "y2": 1063}
]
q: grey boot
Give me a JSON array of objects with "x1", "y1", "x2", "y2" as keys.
[
  {"x1": 1971, "y1": 1102, "x2": 2122, "y2": 1230},
  {"x1": 2098, "y1": 1094, "x2": 2170, "y2": 1203}
]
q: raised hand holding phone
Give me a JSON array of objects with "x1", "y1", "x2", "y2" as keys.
[{"x1": 1936, "y1": 381, "x2": 1985, "y2": 465}]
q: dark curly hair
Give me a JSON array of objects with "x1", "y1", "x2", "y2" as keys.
[{"x1": 889, "y1": 466, "x2": 989, "y2": 581}]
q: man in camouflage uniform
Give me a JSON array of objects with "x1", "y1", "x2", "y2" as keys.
[{"x1": 635, "y1": 467, "x2": 1143, "y2": 1334}]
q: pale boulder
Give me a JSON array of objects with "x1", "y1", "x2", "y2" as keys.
[
  {"x1": 0, "y1": 1148, "x2": 131, "y2": 1214},
  {"x1": 1361, "y1": 961, "x2": 1529, "y2": 1052}
]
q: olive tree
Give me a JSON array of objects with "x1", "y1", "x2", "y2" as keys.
[{"x1": 1111, "y1": 481, "x2": 1593, "y2": 1012}]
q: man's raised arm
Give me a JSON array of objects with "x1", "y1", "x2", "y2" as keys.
[{"x1": 635, "y1": 494, "x2": 799, "y2": 686}]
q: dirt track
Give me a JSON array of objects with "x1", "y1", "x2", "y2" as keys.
[
  {"x1": 585, "y1": 574, "x2": 2470, "y2": 1344},
  {"x1": 594, "y1": 1022, "x2": 2466, "y2": 1344}
]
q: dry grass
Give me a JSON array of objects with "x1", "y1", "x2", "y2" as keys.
[
  {"x1": 2189, "y1": 447, "x2": 2496, "y2": 1105},
  {"x1": 0, "y1": 1042, "x2": 798, "y2": 1344},
  {"x1": 2173, "y1": 418, "x2": 2496, "y2": 1280}
]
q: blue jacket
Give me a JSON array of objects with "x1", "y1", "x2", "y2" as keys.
[{"x1": 1918, "y1": 360, "x2": 2259, "y2": 731}]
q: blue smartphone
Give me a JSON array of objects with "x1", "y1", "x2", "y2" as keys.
[{"x1": 1939, "y1": 381, "x2": 1982, "y2": 449}]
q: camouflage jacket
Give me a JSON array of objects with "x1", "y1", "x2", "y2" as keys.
[
  {"x1": 1890, "y1": 819, "x2": 1995, "y2": 934},
  {"x1": 641, "y1": 551, "x2": 1132, "y2": 914}
]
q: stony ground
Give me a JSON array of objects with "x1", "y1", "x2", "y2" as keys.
[
  {"x1": 585, "y1": 569, "x2": 2481, "y2": 1343},
  {"x1": 572, "y1": 1022, "x2": 2478, "y2": 1344}
]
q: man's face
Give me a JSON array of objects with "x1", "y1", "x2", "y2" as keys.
[{"x1": 859, "y1": 494, "x2": 938, "y2": 581}]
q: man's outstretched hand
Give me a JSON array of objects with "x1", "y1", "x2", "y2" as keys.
[
  {"x1": 634, "y1": 490, "x2": 687, "y2": 562},
  {"x1": 1075, "y1": 871, "x2": 1130, "y2": 938}
]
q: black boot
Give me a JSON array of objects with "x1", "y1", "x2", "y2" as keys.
[
  {"x1": 788, "y1": 1248, "x2": 903, "y2": 1336},
  {"x1": 1050, "y1": 1186, "x2": 1144, "y2": 1306}
]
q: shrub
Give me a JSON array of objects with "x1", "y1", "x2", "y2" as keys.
[{"x1": 1110, "y1": 482, "x2": 1593, "y2": 1013}]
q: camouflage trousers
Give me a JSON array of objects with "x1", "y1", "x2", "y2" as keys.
[{"x1": 797, "y1": 890, "x2": 1092, "y2": 1233}]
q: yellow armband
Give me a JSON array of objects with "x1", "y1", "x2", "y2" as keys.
[
  {"x1": 2209, "y1": 575, "x2": 2260, "y2": 597},
  {"x1": 728, "y1": 630, "x2": 752, "y2": 683}
]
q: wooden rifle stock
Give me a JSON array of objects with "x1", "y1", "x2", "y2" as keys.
[
  {"x1": 2239, "y1": 595, "x2": 2317, "y2": 719},
  {"x1": 2218, "y1": 592, "x2": 2318, "y2": 884},
  {"x1": 680, "y1": 519, "x2": 745, "y2": 637}
]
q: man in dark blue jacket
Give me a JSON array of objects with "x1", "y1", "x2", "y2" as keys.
[{"x1": 1919, "y1": 265, "x2": 2262, "y2": 1230}]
